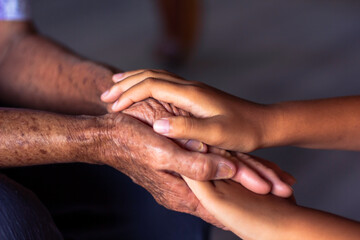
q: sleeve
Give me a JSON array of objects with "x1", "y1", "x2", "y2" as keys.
[{"x1": 0, "y1": 0, "x2": 31, "y2": 21}]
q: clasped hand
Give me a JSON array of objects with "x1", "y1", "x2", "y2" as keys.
[{"x1": 99, "y1": 69, "x2": 295, "y2": 224}]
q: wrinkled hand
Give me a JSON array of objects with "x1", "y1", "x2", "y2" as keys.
[
  {"x1": 91, "y1": 99, "x2": 294, "y2": 227},
  {"x1": 92, "y1": 98, "x2": 294, "y2": 225},
  {"x1": 91, "y1": 99, "x2": 238, "y2": 227}
]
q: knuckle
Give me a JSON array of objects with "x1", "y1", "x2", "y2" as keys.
[
  {"x1": 182, "y1": 117, "x2": 194, "y2": 133},
  {"x1": 144, "y1": 77, "x2": 157, "y2": 86},
  {"x1": 186, "y1": 84, "x2": 201, "y2": 94},
  {"x1": 185, "y1": 200, "x2": 199, "y2": 213},
  {"x1": 143, "y1": 69, "x2": 157, "y2": 78},
  {"x1": 173, "y1": 117, "x2": 195, "y2": 137},
  {"x1": 111, "y1": 83, "x2": 122, "y2": 93},
  {"x1": 193, "y1": 156, "x2": 213, "y2": 180}
]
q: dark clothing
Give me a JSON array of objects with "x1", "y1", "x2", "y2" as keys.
[
  {"x1": 0, "y1": 174, "x2": 63, "y2": 240},
  {"x1": 1, "y1": 164, "x2": 209, "y2": 240}
]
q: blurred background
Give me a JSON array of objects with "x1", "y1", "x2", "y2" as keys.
[{"x1": 29, "y1": 0, "x2": 360, "y2": 239}]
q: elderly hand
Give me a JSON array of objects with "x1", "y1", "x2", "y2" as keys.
[
  {"x1": 88, "y1": 98, "x2": 294, "y2": 227},
  {"x1": 88, "y1": 99, "x2": 236, "y2": 227}
]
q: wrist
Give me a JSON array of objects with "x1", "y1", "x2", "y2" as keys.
[
  {"x1": 65, "y1": 115, "x2": 104, "y2": 164},
  {"x1": 75, "y1": 113, "x2": 132, "y2": 166},
  {"x1": 257, "y1": 103, "x2": 288, "y2": 149}
]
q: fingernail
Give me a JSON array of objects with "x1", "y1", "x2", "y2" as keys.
[
  {"x1": 153, "y1": 119, "x2": 170, "y2": 134},
  {"x1": 101, "y1": 90, "x2": 109, "y2": 99},
  {"x1": 113, "y1": 73, "x2": 124, "y2": 82},
  {"x1": 215, "y1": 163, "x2": 234, "y2": 179},
  {"x1": 185, "y1": 140, "x2": 205, "y2": 152},
  {"x1": 111, "y1": 100, "x2": 120, "y2": 111}
]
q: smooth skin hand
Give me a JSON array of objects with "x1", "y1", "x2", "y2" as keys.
[
  {"x1": 101, "y1": 69, "x2": 269, "y2": 152},
  {"x1": 102, "y1": 69, "x2": 360, "y2": 152},
  {"x1": 184, "y1": 172, "x2": 360, "y2": 240}
]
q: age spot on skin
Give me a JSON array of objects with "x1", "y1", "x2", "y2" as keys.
[
  {"x1": 39, "y1": 149, "x2": 47, "y2": 154},
  {"x1": 30, "y1": 126, "x2": 39, "y2": 131},
  {"x1": 58, "y1": 64, "x2": 63, "y2": 74}
]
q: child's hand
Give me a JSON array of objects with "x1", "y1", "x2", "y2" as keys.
[{"x1": 101, "y1": 69, "x2": 279, "y2": 152}]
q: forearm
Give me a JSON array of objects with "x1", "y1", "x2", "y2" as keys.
[
  {"x1": 263, "y1": 96, "x2": 360, "y2": 150},
  {"x1": 283, "y1": 206, "x2": 360, "y2": 240},
  {"x1": 0, "y1": 108, "x2": 97, "y2": 167},
  {"x1": 235, "y1": 203, "x2": 360, "y2": 240},
  {"x1": 219, "y1": 193, "x2": 360, "y2": 240},
  {"x1": 0, "y1": 21, "x2": 115, "y2": 115}
]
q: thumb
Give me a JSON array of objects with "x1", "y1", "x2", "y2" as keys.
[
  {"x1": 153, "y1": 116, "x2": 212, "y2": 143},
  {"x1": 170, "y1": 150, "x2": 236, "y2": 181}
]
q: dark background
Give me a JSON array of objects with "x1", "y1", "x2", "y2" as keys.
[{"x1": 29, "y1": 0, "x2": 360, "y2": 239}]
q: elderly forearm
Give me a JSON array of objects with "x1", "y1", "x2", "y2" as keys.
[
  {"x1": 0, "y1": 21, "x2": 115, "y2": 115},
  {"x1": 0, "y1": 108, "x2": 98, "y2": 167},
  {"x1": 263, "y1": 96, "x2": 360, "y2": 150}
]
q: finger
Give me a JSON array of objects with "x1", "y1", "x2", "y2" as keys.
[
  {"x1": 183, "y1": 176, "x2": 228, "y2": 229},
  {"x1": 183, "y1": 176, "x2": 216, "y2": 199},
  {"x1": 105, "y1": 73, "x2": 183, "y2": 104},
  {"x1": 113, "y1": 69, "x2": 184, "y2": 83},
  {"x1": 101, "y1": 82, "x2": 125, "y2": 103},
  {"x1": 170, "y1": 151, "x2": 236, "y2": 181},
  {"x1": 249, "y1": 156, "x2": 297, "y2": 186},
  {"x1": 111, "y1": 79, "x2": 210, "y2": 114},
  {"x1": 112, "y1": 69, "x2": 144, "y2": 82},
  {"x1": 236, "y1": 153, "x2": 293, "y2": 198},
  {"x1": 114, "y1": 69, "x2": 189, "y2": 93},
  {"x1": 153, "y1": 117, "x2": 222, "y2": 147},
  {"x1": 208, "y1": 146, "x2": 232, "y2": 158},
  {"x1": 174, "y1": 139, "x2": 208, "y2": 153},
  {"x1": 104, "y1": 73, "x2": 184, "y2": 103},
  {"x1": 207, "y1": 148, "x2": 272, "y2": 194},
  {"x1": 280, "y1": 171, "x2": 297, "y2": 186},
  {"x1": 231, "y1": 160, "x2": 271, "y2": 195}
]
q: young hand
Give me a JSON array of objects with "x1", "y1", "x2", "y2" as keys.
[
  {"x1": 184, "y1": 153, "x2": 360, "y2": 240},
  {"x1": 208, "y1": 150, "x2": 295, "y2": 198},
  {"x1": 100, "y1": 69, "x2": 279, "y2": 152},
  {"x1": 183, "y1": 175, "x2": 296, "y2": 240}
]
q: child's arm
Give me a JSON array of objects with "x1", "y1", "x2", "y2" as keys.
[
  {"x1": 184, "y1": 170, "x2": 360, "y2": 240},
  {"x1": 101, "y1": 69, "x2": 360, "y2": 152}
]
